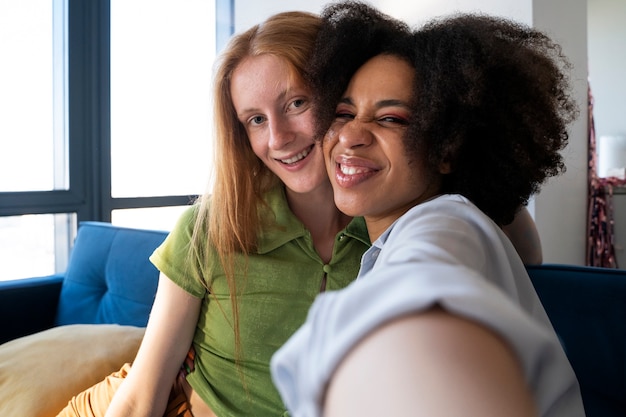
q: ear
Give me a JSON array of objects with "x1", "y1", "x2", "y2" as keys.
[{"x1": 438, "y1": 157, "x2": 452, "y2": 174}]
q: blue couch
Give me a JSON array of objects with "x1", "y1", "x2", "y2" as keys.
[
  {"x1": 0, "y1": 221, "x2": 624, "y2": 417},
  {"x1": 526, "y1": 264, "x2": 626, "y2": 417},
  {"x1": 0, "y1": 221, "x2": 168, "y2": 344}
]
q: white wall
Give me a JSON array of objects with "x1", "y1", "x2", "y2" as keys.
[
  {"x1": 235, "y1": 0, "x2": 531, "y2": 30},
  {"x1": 234, "y1": 0, "x2": 590, "y2": 265},
  {"x1": 532, "y1": 0, "x2": 588, "y2": 265},
  {"x1": 588, "y1": 0, "x2": 626, "y2": 139},
  {"x1": 587, "y1": 0, "x2": 626, "y2": 266}
]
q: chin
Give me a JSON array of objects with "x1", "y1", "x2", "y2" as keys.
[
  {"x1": 287, "y1": 181, "x2": 325, "y2": 195},
  {"x1": 334, "y1": 202, "x2": 363, "y2": 217}
]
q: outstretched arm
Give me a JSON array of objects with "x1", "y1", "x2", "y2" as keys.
[
  {"x1": 105, "y1": 273, "x2": 202, "y2": 417},
  {"x1": 323, "y1": 307, "x2": 537, "y2": 417},
  {"x1": 503, "y1": 207, "x2": 543, "y2": 265}
]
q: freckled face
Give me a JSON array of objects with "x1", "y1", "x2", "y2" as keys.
[
  {"x1": 230, "y1": 54, "x2": 328, "y2": 195},
  {"x1": 324, "y1": 54, "x2": 442, "y2": 239}
]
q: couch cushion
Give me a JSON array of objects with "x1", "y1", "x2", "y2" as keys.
[
  {"x1": 55, "y1": 222, "x2": 168, "y2": 327},
  {"x1": 0, "y1": 324, "x2": 144, "y2": 417},
  {"x1": 527, "y1": 263, "x2": 626, "y2": 417}
]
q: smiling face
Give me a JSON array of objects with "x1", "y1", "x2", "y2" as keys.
[
  {"x1": 230, "y1": 54, "x2": 329, "y2": 196},
  {"x1": 324, "y1": 54, "x2": 443, "y2": 240}
]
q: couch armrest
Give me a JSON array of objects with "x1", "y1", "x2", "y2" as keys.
[{"x1": 0, "y1": 274, "x2": 64, "y2": 344}]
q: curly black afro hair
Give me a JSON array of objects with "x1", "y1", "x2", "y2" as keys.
[
  {"x1": 308, "y1": 1, "x2": 579, "y2": 226},
  {"x1": 306, "y1": 1, "x2": 414, "y2": 139},
  {"x1": 410, "y1": 14, "x2": 578, "y2": 225}
]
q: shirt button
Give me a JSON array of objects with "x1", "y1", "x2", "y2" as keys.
[{"x1": 323, "y1": 264, "x2": 331, "y2": 273}]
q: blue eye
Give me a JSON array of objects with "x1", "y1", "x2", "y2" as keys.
[
  {"x1": 287, "y1": 98, "x2": 308, "y2": 113},
  {"x1": 250, "y1": 115, "x2": 266, "y2": 125}
]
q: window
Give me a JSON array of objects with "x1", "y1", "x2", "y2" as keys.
[
  {"x1": 0, "y1": 0, "x2": 231, "y2": 281},
  {"x1": 109, "y1": 0, "x2": 216, "y2": 228},
  {"x1": 0, "y1": 1, "x2": 72, "y2": 280},
  {"x1": 110, "y1": 0, "x2": 214, "y2": 200},
  {"x1": 0, "y1": 1, "x2": 61, "y2": 193}
]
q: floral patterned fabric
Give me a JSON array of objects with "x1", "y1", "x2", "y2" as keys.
[{"x1": 587, "y1": 86, "x2": 626, "y2": 268}]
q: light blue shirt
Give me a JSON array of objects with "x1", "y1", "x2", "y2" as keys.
[{"x1": 271, "y1": 194, "x2": 585, "y2": 417}]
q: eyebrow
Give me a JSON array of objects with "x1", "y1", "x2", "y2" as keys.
[
  {"x1": 339, "y1": 97, "x2": 412, "y2": 110},
  {"x1": 237, "y1": 88, "x2": 290, "y2": 118}
]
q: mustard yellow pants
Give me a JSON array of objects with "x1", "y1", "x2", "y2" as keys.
[{"x1": 56, "y1": 363, "x2": 192, "y2": 417}]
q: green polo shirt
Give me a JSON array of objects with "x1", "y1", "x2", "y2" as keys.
[{"x1": 150, "y1": 186, "x2": 370, "y2": 416}]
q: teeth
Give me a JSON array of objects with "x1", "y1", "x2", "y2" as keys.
[
  {"x1": 281, "y1": 147, "x2": 310, "y2": 164},
  {"x1": 340, "y1": 165, "x2": 369, "y2": 175}
]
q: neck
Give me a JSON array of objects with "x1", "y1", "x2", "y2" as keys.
[
  {"x1": 366, "y1": 186, "x2": 443, "y2": 242},
  {"x1": 362, "y1": 204, "x2": 411, "y2": 243},
  {"x1": 286, "y1": 186, "x2": 351, "y2": 263}
]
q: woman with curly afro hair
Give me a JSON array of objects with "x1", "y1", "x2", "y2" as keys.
[{"x1": 271, "y1": 2, "x2": 584, "y2": 417}]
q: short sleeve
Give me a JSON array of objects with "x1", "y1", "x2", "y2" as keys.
[{"x1": 150, "y1": 205, "x2": 207, "y2": 298}]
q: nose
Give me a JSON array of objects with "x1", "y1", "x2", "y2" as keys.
[
  {"x1": 268, "y1": 116, "x2": 296, "y2": 150},
  {"x1": 336, "y1": 119, "x2": 374, "y2": 149}
]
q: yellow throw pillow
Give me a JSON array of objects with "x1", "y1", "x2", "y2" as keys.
[{"x1": 0, "y1": 324, "x2": 145, "y2": 417}]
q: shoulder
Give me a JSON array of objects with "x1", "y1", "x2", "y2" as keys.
[
  {"x1": 399, "y1": 194, "x2": 485, "y2": 224},
  {"x1": 155, "y1": 203, "x2": 203, "y2": 258},
  {"x1": 178, "y1": 203, "x2": 202, "y2": 228},
  {"x1": 387, "y1": 194, "x2": 500, "y2": 247},
  {"x1": 373, "y1": 194, "x2": 516, "y2": 278}
]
